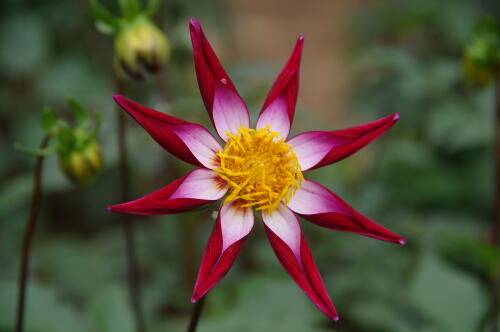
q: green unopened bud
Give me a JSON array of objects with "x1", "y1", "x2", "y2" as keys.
[
  {"x1": 463, "y1": 17, "x2": 500, "y2": 88},
  {"x1": 91, "y1": 0, "x2": 169, "y2": 80},
  {"x1": 115, "y1": 16, "x2": 170, "y2": 79},
  {"x1": 59, "y1": 141, "x2": 103, "y2": 184},
  {"x1": 52, "y1": 98, "x2": 103, "y2": 184},
  {"x1": 16, "y1": 98, "x2": 103, "y2": 184}
]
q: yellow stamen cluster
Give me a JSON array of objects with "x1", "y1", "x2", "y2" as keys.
[{"x1": 215, "y1": 126, "x2": 303, "y2": 212}]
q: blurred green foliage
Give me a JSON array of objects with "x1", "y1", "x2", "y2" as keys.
[
  {"x1": 463, "y1": 17, "x2": 500, "y2": 88},
  {"x1": 0, "y1": 0, "x2": 499, "y2": 331}
]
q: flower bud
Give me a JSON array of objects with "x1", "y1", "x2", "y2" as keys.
[
  {"x1": 59, "y1": 141, "x2": 103, "y2": 184},
  {"x1": 52, "y1": 98, "x2": 103, "y2": 185},
  {"x1": 463, "y1": 18, "x2": 499, "y2": 88},
  {"x1": 115, "y1": 16, "x2": 170, "y2": 79}
]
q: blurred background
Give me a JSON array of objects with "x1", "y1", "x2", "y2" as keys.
[{"x1": 1, "y1": 0, "x2": 499, "y2": 331}]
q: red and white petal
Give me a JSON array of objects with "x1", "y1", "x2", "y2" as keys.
[
  {"x1": 108, "y1": 169, "x2": 227, "y2": 215},
  {"x1": 256, "y1": 36, "x2": 304, "y2": 140},
  {"x1": 288, "y1": 113, "x2": 399, "y2": 171},
  {"x1": 288, "y1": 180, "x2": 405, "y2": 244},
  {"x1": 114, "y1": 95, "x2": 221, "y2": 169},
  {"x1": 262, "y1": 205, "x2": 338, "y2": 321},
  {"x1": 255, "y1": 96, "x2": 289, "y2": 140},
  {"x1": 189, "y1": 19, "x2": 250, "y2": 141},
  {"x1": 212, "y1": 81, "x2": 250, "y2": 141},
  {"x1": 191, "y1": 202, "x2": 254, "y2": 302}
]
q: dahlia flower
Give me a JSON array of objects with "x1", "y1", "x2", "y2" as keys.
[{"x1": 108, "y1": 19, "x2": 404, "y2": 321}]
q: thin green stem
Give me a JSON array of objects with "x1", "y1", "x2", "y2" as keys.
[
  {"x1": 115, "y1": 77, "x2": 146, "y2": 332},
  {"x1": 15, "y1": 135, "x2": 51, "y2": 332},
  {"x1": 187, "y1": 295, "x2": 207, "y2": 332}
]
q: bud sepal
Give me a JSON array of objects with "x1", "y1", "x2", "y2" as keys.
[
  {"x1": 15, "y1": 98, "x2": 103, "y2": 185},
  {"x1": 91, "y1": 0, "x2": 170, "y2": 80},
  {"x1": 462, "y1": 17, "x2": 500, "y2": 88}
]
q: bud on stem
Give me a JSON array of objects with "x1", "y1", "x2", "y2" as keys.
[{"x1": 91, "y1": 0, "x2": 170, "y2": 80}]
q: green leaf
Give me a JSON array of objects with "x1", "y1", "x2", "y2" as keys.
[
  {"x1": 56, "y1": 124, "x2": 76, "y2": 155},
  {"x1": 90, "y1": 0, "x2": 121, "y2": 30},
  {"x1": 88, "y1": 285, "x2": 135, "y2": 332},
  {"x1": 14, "y1": 142, "x2": 54, "y2": 157},
  {"x1": 351, "y1": 299, "x2": 412, "y2": 332},
  {"x1": 199, "y1": 278, "x2": 321, "y2": 332},
  {"x1": 41, "y1": 107, "x2": 59, "y2": 132},
  {"x1": 0, "y1": 280, "x2": 85, "y2": 332},
  {"x1": 118, "y1": 0, "x2": 141, "y2": 19},
  {"x1": 410, "y1": 254, "x2": 486, "y2": 332},
  {"x1": 65, "y1": 96, "x2": 88, "y2": 129},
  {"x1": 445, "y1": 233, "x2": 500, "y2": 272},
  {"x1": 95, "y1": 20, "x2": 117, "y2": 35}
]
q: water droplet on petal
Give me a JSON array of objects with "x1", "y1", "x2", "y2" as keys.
[{"x1": 220, "y1": 78, "x2": 228, "y2": 84}]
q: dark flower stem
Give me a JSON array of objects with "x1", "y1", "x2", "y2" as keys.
[
  {"x1": 156, "y1": 75, "x2": 207, "y2": 332},
  {"x1": 15, "y1": 135, "x2": 51, "y2": 332},
  {"x1": 115, "y1": 77, "x2": 146, "y2": 332},
  {"x1": 494, "y1": 72, "x2": 500, "y2": 254},
  {"x1": 187, "y1": 296, "x2": 207, "y2": 332},
  {"x1": 491, "y1": 72, "x2": 500, "y2": 332}
]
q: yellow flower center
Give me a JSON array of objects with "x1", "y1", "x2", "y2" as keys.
[{"x1": 215, "y1": 126, "x2": 303, "y2": 212}]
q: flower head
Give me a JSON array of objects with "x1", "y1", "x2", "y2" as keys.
[
  {"x1": 108, "y1": 19, "x2": 404, "y2": 321},
  {"x1": 216, "y1": 126, "x2": 303, "y2": 212}
]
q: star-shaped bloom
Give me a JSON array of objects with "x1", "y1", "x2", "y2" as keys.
[{"x1": 108, "y1": 19, "x2": 404, "y2": 321}]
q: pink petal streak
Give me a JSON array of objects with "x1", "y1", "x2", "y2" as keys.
[
  {"x1": 288, "y1": 113, "x2": 399, "y2": 171},
  {"x1": 256, "y1": 36, "x2": 304, "y2": 140},
  {"x1": 191, "y1": 202, "x2": 254, "y2": 301},
  {"x1": 262, "y1": 205, "x2": 339, "y2": 321},
  {"x1": 113, "y1": 95, "x2": 221, "y2": 169},
  {"x1": 108, "y1": 169, "x2": 227, "y2": 215},
  {"x1": 288, "y1": 180, "x2": 405, "y2": 244},
  {"x1": 189, "y1": 19, "x2": 249, "y2": 141}
]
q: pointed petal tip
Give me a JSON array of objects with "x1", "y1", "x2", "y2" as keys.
[
  {"x1": 297, "y1": 36, "x2": 304, "y2": 45},
  {"x1": 294, "y1": 36, "x2": 304, "y2": 53},
  {"x1": 294, "y1": 36, "x2": 304, "y2": 51},
  {"x1": 333, "y1": 315, "x2": 340, "y2": 322},
  {"x1": 393, "y1": 113, "x2": 400, "y2": 121},
  {"x1": 188, "y1": 18, "x2": 200, "y2": 29},
  {"x1": 112, "y1": 94, "x2": 124, "y2": 101},
  {"x1": 107, "y1": 204, "x2": 125, "y2": 213},
  {"x1": 399, "y1": 238, "x2": 406, "y2": 245},
  {"x1": 191, "y1": 291, "x2": 205, "y2": 303}
]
